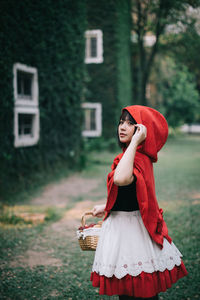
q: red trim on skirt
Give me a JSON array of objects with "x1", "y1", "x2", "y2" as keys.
[{"x1": 90, "y1": 260, "x2": 188, "y2": 298}]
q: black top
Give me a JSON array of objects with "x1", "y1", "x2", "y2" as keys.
[{"x1": 111, "y1": 179, "x2": 139, "y2": 212}]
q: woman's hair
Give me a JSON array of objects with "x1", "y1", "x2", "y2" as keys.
[{"x1": 117, "y1": 109, "x2": 137, "y2": 149}]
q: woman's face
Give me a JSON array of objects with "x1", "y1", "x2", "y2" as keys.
[{"x1": 118, "y1": 117, "x2": 136, "y2": 146}]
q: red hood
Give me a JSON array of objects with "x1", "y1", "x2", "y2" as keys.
[{"x1": 122, "y1": 105, "x2": 168, "y2": 162}]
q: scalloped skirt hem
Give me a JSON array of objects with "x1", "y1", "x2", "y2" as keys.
[{"x1": 90, "y1": 260, "x2": 188, "y2": 298}]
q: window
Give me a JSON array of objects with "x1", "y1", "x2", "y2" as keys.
[
  {"x1": 14, "y1": 107, "x2": 39, "y2": 147},
  {"x1": 85, "y1": 30, "x2": 103, "y2": 64},
  {"x1": 82, "y1": 103, "x2": 102, "y2": 137},
  {"x1": 13, "y1": 63, "x2": 39, "y2": 147},
  {"x1": 18, "y1": 114, "x2": 33, "y2": 136},
  {"x1": 17, "y1": 71, "x2": 33, "y2": 100},
  {"x1": 13, "y1": 63, "x2": 38, "y2": 106}
]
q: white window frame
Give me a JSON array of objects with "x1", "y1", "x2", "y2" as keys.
[
  {"x1": 82, "y1": 102, "x2": 102, "y2": 137},
  {"x1": 85, "y1": 30, "x2": 103, "y2": 64},
  {"x1": 13, "y1": 63, "x2": 39, "y2": 147},
  {"x1": 13, "y1": 63, "x2": 38, "y2": 106},
  {"x1": 14, "y1": 106, "x2": 40, "y2": 147}
]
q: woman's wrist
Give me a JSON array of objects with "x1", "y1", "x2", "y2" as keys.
[{"x1": 128, "y1": 137, "x2": 139, "y2": 149}]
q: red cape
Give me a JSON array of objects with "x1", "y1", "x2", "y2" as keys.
[{"x1": 104, "y1": 105, "x2": 172, "y2": 249}]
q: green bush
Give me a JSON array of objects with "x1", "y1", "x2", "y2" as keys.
[{"x1": 83, "y1": 136, "x2": 118, "y2": 152}]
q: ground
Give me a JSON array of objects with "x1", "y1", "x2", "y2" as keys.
[
  {"x1": 9, "y1": 173, "x2": 105, "y2": 269},
  {"x1": 0, "y1": 137, "x2": 200, "y2": 299}
]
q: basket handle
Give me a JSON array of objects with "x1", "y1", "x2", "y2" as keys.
[{"x1": 81, "y1": 211, "x2": 95, "y2": 227}]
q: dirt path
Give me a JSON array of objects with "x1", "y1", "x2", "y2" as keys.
[
  {"x1": 29, "y1": 173, "x2": 102, "y2": 207},
  {"x1": 9, "y1": 172, "x2": 106, "y2": 269}
]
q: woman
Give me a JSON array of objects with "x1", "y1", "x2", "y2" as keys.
[{"x1": 90, "y1": 105, "x2": 188, "y2": 299}]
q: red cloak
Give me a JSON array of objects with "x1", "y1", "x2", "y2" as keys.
[{"x1": 104, "y1": 105, "x2": 172, "y2": 249}]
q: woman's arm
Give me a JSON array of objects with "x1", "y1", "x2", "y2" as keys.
[{"x1": 114, "y1": 124, "x2": 147, "y2": 186}]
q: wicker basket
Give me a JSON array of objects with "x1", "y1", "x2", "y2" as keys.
[{"x1": 77, "y1": 212, "x2": 102, "y2": 251}]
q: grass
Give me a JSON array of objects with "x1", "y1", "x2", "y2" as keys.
[
  {"x1": 0, "y1": 205, "x2": 63, "y2": 228},
  {"x1": 0, "y1": 134, "x2": 200, "y2": 300}
]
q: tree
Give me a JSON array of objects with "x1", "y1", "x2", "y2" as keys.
[
  {"x1": 131, "y1": 0, "x2": 200, "y2": 105},
  {"x1": 156, "y1": 58, "x2": 200, "y2": 127},
  {"x1": 161, "y1": 14, "x2": 200, "y2": 92}
]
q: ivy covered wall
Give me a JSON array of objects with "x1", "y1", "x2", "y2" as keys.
[
  {"x1": 115, "y1": 0, "x2": 132, "y2": 110},
  {"x1": 86, "y1": 0, "x2": 132, "y2": 138},
  {"x1": 0, "y1": 0, "x2": 86, "y2": 199},
  {"x1": 0, "y1": 0, "x2": 133, "y2": 200}
]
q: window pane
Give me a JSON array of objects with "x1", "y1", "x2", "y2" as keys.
[
  {"x1": 17, "y1": 71, "x2": 33, "y2": 99},
  {"x1": 90, "y1": 37, "x2": 97, "y2": 58},
  {"x1": 18, "y1": 114, "x2": 33, "y2": 136},
  {"x1": 90, "y1": 109, "x2": 96, "y2": 130},
  {"x1": 84, "y1": 109, "x2": 91, "y2": 131},
  {"x1": 84, "y1": 108, "x2": 96, "y2": 131}
]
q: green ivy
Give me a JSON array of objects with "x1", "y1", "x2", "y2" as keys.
[
  {"x1": 86, "y1": 0, "x2": 132, "y2": 138},
  {"x1": 0, "y1": 0, "x2": 87, "y2": 200},
  {"x1": 0, "y1": 0, "x2": 133, "y2": 200}
]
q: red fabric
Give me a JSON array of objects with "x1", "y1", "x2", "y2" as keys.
[
  {"x1": 90, "y1": 261, "x2": 188, "y2": 297},
  {"x1": 104, "y1": 105, "x2": 172, "y2": 249}
]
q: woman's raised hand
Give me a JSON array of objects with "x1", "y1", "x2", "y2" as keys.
[
  {"x1": 92, "y1": 204, "x2": 106, "y2": 218},
  {"x1": 131, "y1": 124, "x2": 147, "y2": 146}
]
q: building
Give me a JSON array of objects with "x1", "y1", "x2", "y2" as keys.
[{"x1": 0, "y1": 0, "x2": 132, "y2": 199}]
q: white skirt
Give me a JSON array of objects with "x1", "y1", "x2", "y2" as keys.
[{"x1": 92, "y1": 210, "x2": 183, "y2": 279}]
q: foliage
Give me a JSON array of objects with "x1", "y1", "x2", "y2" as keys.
[
  {"x1": 161, "y1": 14, "x2": 200, "y2": 96},
  {"x1": 83, "y1": 136, "x2": 118, "y2": 153},
  {"x1": 0, "y1": 0, "x2": 87, "y2": 200},
  {"x1": 156, "y1": 58, "x2": 200, "y2": 127},
  {"x1": 131, "y1": 0, "x2": 200, "y2": 105}
]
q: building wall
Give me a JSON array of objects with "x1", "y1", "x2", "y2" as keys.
[
  {"x1": 85, "y1": 0, "x2": 132, "y2": 138},
  {"x1": 0, "y1": 0, "x2": 86, "y2": 198},
  {"x1": 0, "y1": 0, "x2": 133, "y2": 199},
  {"x1": 116, "y1": 0, "x2": 133, "y2": 110}
]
